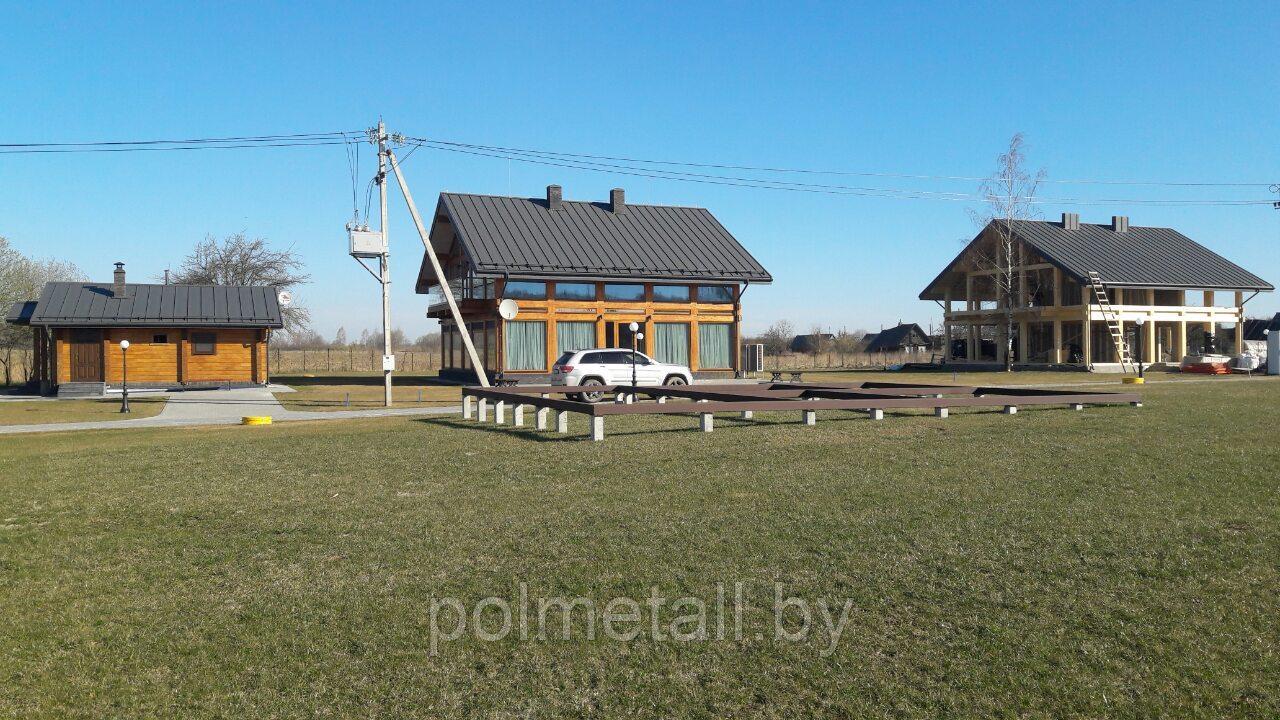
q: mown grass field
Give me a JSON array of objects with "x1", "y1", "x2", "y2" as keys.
[
  {"x1": 271, "y1": 372, "x2": 461, "y2": 411},
  {"x1": 0, "y1": 396, "x2": 165, "y2": 426},
  {"x1": 1, "y1": 376, "x2": 1277, "y2": 717}
]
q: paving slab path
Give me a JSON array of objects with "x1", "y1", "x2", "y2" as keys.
[{"x1": 0, "y1": 387, "x2": 459, "y2": 435}]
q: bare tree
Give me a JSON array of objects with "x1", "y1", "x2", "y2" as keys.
[
  {"x1": 170, "y1": 233, "x2": 311, "y2": 334},
  {"x1": 759, "y1": 319, "x2": 794, "y2": 367},
  {"x1": 807, "y1": 325, "x2": 827, "y2": 367},
  {"x1": 0, "y1": 237, "x2": 86, "y2": 385},
  {"x1": 968, "y1": 133, "x2": 1045, "y2": 371},
  {"x1": 332, "y1": 327, "x2": 348, "y2": 347},
  {"x1": 833, "y1": 328, "x2": 860, "y2": 367}
]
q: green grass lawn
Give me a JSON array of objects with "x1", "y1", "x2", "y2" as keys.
[
  {"x1": 1, "y1": 378, "x2": 1277, "y2": 717},
  {"x1": 0, "y1": 396, "x2": 165, "y2": 426},
  {"x1": 272, "y1": 372, "x2": 460, "y2": 411}
]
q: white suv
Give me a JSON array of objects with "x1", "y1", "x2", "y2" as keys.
[{"x1": 551, "y1": 348, "x2": 693, "y2": 402}]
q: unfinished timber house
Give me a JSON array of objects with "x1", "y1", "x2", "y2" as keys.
[
  {"x1": 416, "y1": 186, "x2": 772, "y2": 380},
  {"x1": 919, "y1": 214, "x2": 1273, "y2": 370}
]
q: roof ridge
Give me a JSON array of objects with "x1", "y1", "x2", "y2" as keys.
[{"x1": 439, "y1": 191, "x2": 708, "y2": 211}]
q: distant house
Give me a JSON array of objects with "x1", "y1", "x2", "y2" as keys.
[
  {"x1": 5, "y1": 263, "x2": 283, "y2": 395},
  {"x1": 919, "y1": 213, "x2": 1273, "y2": 369},
  {"x1": 416, "y1": 185, "x2": 771, "y2": 378},
  {"x1": 863, "y1": 323, "x2": 931, "y2": 354},
  {"x1": 790, "y1": 333, "x2": 836, "y2": 354}
]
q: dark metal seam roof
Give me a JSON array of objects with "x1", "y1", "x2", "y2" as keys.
[
  {"x1": 418, "y1": 193, "x2": 772, "y2": 291},
  {"x1": 920, "y1": 220, "x2": 1273, "y2": 300},
  {"x1": 12, "y1": 283, "x2": 284, "y2": 327}
]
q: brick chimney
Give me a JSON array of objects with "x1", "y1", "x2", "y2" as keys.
[
  {"x1": 1111, "y1": 215, "x2": 1129, "y2": 233},
  {"x1": 1061, "y1": 212, "x2": 1080, "y2": 230},
  {"x1": 113, "y1": 262, "x2": 128, "y2": 299},
  {"x1": 610, "y1": 188, "x2": 626, "y2": 214},
  {"x1": 547, "y1": 184, "x2": 563, "y2": 211}
]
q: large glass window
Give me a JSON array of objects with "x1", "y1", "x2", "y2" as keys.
[
  {"x1": 652, "y1": 285, "x2": 690, "y2": 302},
  {"x1": 503, "y1": 281, "x2": 546, "y2": 300},
  {"x1": 504, "y1": 321, "x2": 547, "y2": 371},
  {"x1": 554, "y1": 282, "x2": 596, "y2": 301},
  {"x1": 697, "y1": 285, "x2": 735, "y2": 303},
  {"x1": 557, "y1": 321, "x2": 595, "y2": 355},
  {"x1": 697, "y1": 323, "x2": 732, "y2": 368},
  {"x1": 653, "y1": 322, "x2": 690, "y2": 366},
  {"x1": 604, "y1": 283, "x2": 645, "y2": 302}
]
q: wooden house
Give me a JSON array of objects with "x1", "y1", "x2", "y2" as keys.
[
  {"x1": 863, "y1": 323, "x2": 931, "y2": 355},
  {"x1": 919, "y1": 214, "x2": 1273, "y2": 370},
  {"x1": 5, "y1": 263, "x2": 283, "y2": 395},
  {"x1": 415, "y1": 186, "x2": 772, "y2": 379}
]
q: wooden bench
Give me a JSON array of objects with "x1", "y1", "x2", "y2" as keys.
[{"x1": 769, "y1": 371, "x2": 804, "y2": 383}]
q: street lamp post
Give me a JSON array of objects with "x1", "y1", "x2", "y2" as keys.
[
  {"x1": 119, "y1": 339, "x2": 131, "y2": 413},
  {"x1": 628, "y1": 321, "x2": 640, "y2": 397},
  {"x1": 1134, "y1": 317, "x2": 1146, "y2": 380}
]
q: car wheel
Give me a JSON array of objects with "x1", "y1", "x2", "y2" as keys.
[
  {"x1": 579, "y1": 377, "x2": 606, "y2": 403},
  {"x1": 663, "y1": 375, "x2": 688, "y2": 386}
]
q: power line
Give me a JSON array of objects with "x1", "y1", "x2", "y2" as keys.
[
  {"x1": 409, "y1": 139, "x2": 1274, "y2": 207},
  {"x1": 0, "y1": 130, "x2": 361, "y2": 149},
  {"x1": 417, "y1": 137, "x2": 1273, "y2": 189},
  {"x1": 0, "y1": 139, "x2": 356, "y2": 154}
]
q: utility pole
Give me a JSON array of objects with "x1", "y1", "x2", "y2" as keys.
[{"x1": 377, "y1": 120, "x2": 393, "y2": 407}]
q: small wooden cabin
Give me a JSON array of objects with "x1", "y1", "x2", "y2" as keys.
[
  {"x1": 416, "y1": 186, "x2": 772, "y2": 379},
  {"x1": 919, "y1": 214, "x2": 1273, "y2": 370},
  {"x1": 6, "y1": 263, "x2": 283, "y2": 395}
]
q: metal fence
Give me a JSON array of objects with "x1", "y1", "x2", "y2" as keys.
[{"x1": 267, "y1": 348, "x2": 441, "y2": 374}]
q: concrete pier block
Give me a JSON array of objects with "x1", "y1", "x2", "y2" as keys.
[
  {"x1": 657, "y1": 396, "x2": 667, "y2": 404},
  {"x1": 494, "y1": 400, "x2": 506, "y2": 424},
  {"x1": 739, "y1": 410, "x2": 753, "y2": 419},
  {"x1": 557, "y1": 411, "x2": 569, "y2": 433},
  {"x1": 590, "y1": 416, "x2": 605, "y2": 441},
  {"x1": 1070, "y1": 403, "x2": 1084, "y2": 411},
  {"x1": 1003, "y1": 405, "x2": 1018, "y2": 415},
  {"x1": 935, "y1": 407, "x2": 949, "y2": 419},
  {"x1": 868, "y1": 408, "x2": 884, "y2": 420},
  {"x1": 463, "y1": 395, "x2": 474, "y2": 420},
  {"x1": 477, "y1": 398, "x2": 489, "y2": 422},
  {"x1": 1131, "y1": 401, "x2": 1143, "y2": 408},
  {"x1": 700, "y1": 413, "x2": 714, "y2": 432},
  {"x1": 513, "y1": 405, "x2": 525, "y2": 427},
  {"x1": 536, "y1": 407, "x2": 549, "y2": 430},
  {"x1": 803, "y1": 409, "x2": 816, "y2": 425}
]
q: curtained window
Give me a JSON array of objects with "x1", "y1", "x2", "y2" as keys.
[
  {"x1": 698, "y1": 323, "x2": 731, "y2": 368},
  {"x1": 557, "y1": 321, "x2": 595, "y2": 355},
  {"x1": 653, "y1": 323, "x2": 690, "y2": 366},
  {"x1": 504, "y1": 321, "x2": 546, "y2": 371}
]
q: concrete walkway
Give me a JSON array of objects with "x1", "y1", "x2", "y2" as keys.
[{"x1": 0, "y1": 387, "x2": 460, "y2": 435}]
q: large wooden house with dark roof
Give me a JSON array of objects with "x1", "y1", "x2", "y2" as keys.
[
  {"x1": 416, "y1": 185, "x2": 772, "y2": 378},
  {"x1": 6, "y1": 262, "x2": 283, "y2": 395},
  {"x1": 920, "y1": 213, "x2": 1273, "y2": 370}
]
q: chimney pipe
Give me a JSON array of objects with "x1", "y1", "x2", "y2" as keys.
[
  {"x1": 1111, "y1": 215, "x2": 1129, "y2": 233},
  {"x1": 113, "y1": 262, "x2": 128, "y2": 299},
  {"x1": 1061, "y1": 212, "x2": 1080, "y2": 230},
  {"x1": 610, "y1": 188, "x2": 626, "y2": 214},
  {"x1": 547, "y1": 184, "x2": 563, "y2": 211}
]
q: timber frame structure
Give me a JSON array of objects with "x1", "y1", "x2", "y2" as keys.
[
  {"x1": 459, "y1": 381, "x2": 1142, "y2": 441},
  {"x1": 919, "y1": 213, "x2": 1273, "y2": 371}
]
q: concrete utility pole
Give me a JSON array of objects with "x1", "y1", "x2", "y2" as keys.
[{"x1": 377, "y1": 120, "x2": 393, "y2": 406}]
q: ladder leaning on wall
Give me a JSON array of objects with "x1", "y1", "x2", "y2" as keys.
[{"x1": 1086, "y1": 271, "x2": 1136, "y2": 374}]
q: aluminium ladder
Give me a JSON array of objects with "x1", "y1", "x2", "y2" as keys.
[{"x1": 1086, "y1": 271, "x2": 1135, "y2": 373}]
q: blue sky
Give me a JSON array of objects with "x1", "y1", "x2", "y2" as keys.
[{"x1": 2, "y1": 1, "x2": 1277, "y2": 338}]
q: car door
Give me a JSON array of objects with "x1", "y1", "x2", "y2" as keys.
[{"x1": 629, "y1": 351, "x2": 664, "y2": 385}]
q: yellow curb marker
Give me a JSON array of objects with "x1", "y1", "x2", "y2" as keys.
[{"x1": 242, "y1": 416, "x2": 273, "y2": 425}]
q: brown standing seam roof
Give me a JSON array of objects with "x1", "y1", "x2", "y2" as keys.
[{"x1": 11, "y1": 282, "x2": 284, "y2": 328}]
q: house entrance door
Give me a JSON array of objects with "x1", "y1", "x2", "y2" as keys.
[
  {"x1": 69, "y1": 329, "x2": 104, "y2": 382},
  {"x1": 604, "y1": 321, "x2": 641, "y2": 351}
]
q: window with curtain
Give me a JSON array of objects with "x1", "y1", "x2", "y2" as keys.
[
  {"x1": 653, "y1": 285, "x2": 690, "y2": 302},
  {"x1": 503, "y1": 281, "x2": 546, "y2": 299},
  {"x1": 604, "y1": 283, "x2": 645, "y2": 301},
  {"x1": 698, "y1": 323, "x2": 731, "y2": 368},
  {"x1": 504, "y1": 321, "x2": 546, "y2": 371},
  {"x1": 557, "y1": 321, "x2": 595, "y2": 355},
  {"x1": 653, "y1": 323, "x2": 690, "y2": 366},
  {"x1": 697, "y1": 285, "x2": 735, "y2": 303},
  {"x1": 555, "y1": 282, "x2": 596, "y2": 301}
]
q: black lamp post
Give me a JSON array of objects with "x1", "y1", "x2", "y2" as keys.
[
  {"x1": 1134, "y1": 317, "x2": 1146, "y2": 380},
  {"x1": 628, "y1": 321, "x2": 640, "y2": 391},
  {"x1": 119, "y1": 339, "x2": 131, "y2": 413}
]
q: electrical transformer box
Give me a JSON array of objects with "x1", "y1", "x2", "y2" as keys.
[{"x1": 349, "y1": 228, "x2": 386, "y2": 257}]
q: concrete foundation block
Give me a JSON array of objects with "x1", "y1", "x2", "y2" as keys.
[
  {"x1": 1131, "y1": 401, "x2": 1143, "y2": 408},
  {"x1": 462, "y1": 395, "x2": 474, "y2": 420},
  {"x1": 1003, "y1": 405, "x2": 1018, "y2": 415},
  {"x1": 536, "y1": 406, "x2": 550, "y2": 430},
  {"x1": 868, "y1": 408, "x2": 884, "y2": 420},
  {"x1": 494, "y1": 400, "x2": 506, "y2": 424},
  {"x1": 590, "y1": 416, "x2": 605, "y2": 441},
  {"x1": 935, "y1": 407, "x2": 949, "y2": 419},
  {"x1": 513, "y1": 405, "x2": 525, "y2": 427},
  {"x1": 477, "y1": 398, "x2": 489, "y2": 422},
  {"x1": 557, "y1": 411, "x2": 569, "y2": 433},
  {"x1": 700, "y1": 413, "x2": 714, "y2": 432},
  {"x1": 1070, "y1": 403, "x2": 1084, "y2": 411},
  {"x1": 657, "y1": 396, "x2": 667, "y2": 404},
  {"x1": 803, "y1": 409, "x2": 816, "y2": 425},
  {"x1": 740, "y1": 410, "x2": 753, "y2": 420}
]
